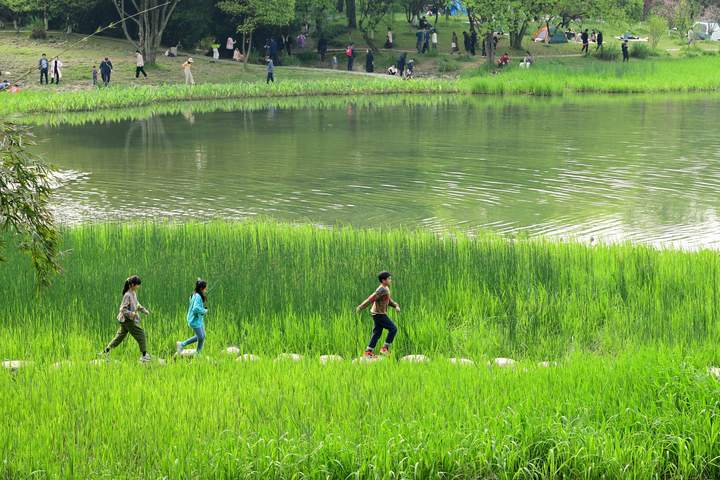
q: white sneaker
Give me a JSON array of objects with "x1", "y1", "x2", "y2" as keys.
[
  {"x1": 139, "y1": 353, "x2": 152, "y2": 363},
  {"x1": 176, "y1": 342, "x2": 183, "y2": 354}
]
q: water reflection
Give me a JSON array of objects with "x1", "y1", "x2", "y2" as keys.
[{"x1": 35, "y1": 97, "x2": 720, "y2": 249}]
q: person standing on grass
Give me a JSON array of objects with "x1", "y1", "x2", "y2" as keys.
[
  {"x1": 365, "y1": 49, "x2": 374, "y2": 73},
  {"x1": 416, "y1": 28, "x2": 424, "y2": 53},
  {"x1": 226, "y1": 35, "x2": 236, "y2": 58},
  {"x1": 356, "y1": 271, "x2": 400, "y2": 357},
  {"x1": 462, "y1": 31, "x2": 470, "y2": 53},
  {"x1": 182, "y1": 57, "x2": 195, "y2": 85},
  {"x1": 397, "y1": 52, "x2": 407, "y2": 77},
  {"x1": 38, "y1": 53, "x2": 48, "y2": 85},
  {"x1": 266, "y1": 57, "x2": 274, "y2": 83},
  {"x1": 135, "y1": 50, "x2": 147, "y2": 78},
  {"x1": 431, "y1": 29, "x2": 438, "y2": 50},
  {"x1": 385, "y1": 26, "x2": 393, "y2": 48},
  {"x1": 211, "y1": 41, "x2": 220, "y2": 61},
  {"x1": 50, "y1": 57, "x2": 63, "y2": 85},
  {"x1": 176, "y1": 279, "x2": 209, "y2": 355},
  {"x1": 318, "y1": 36, "x2": 328, "y2": 61},
  {"x1": 581, "y1": 29, "x2": 589, "y2": 54},
  {"x1": 451, "y1": 32, "x2": 459, "y2": 54},
  {"x1": 346, "y1": 44, "x2": 355, "y2": 71},
  {"x1": 622, "y1": 40, "x2": 629, "y2": 62},
  {"x1": 422, "y1": 29, "x2": 430, "y2": 53},
  {"x1": 470, "y1": 30, "x2": 478, "y2": 55},
  {"x1": 92, "y1": 65, "x2": 98, "y2": 86},
  {"x1": 100, "y1": 275, "x2": 152, "y2": 363},
  {"x1": 100, "y1": 57, "x2": 113, "y2": 87},
  {"x1": 596, "y1": 31, "x2": 603, "y2": 50}
]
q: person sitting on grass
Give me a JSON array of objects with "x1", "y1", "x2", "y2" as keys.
[
  {"x1": 0, "y1": 79, "x2": 9, "y2": 91},
  {"x1": 497, "y1": 52, "x2": 510, "y2": 67},
  {"x1": 405, "y1": 59, "x2": 415, "y2": 79},
  {"x1": 100, "y1": 275, "x2": 152, "y2": 363},
  {"x1": 520, "y1": 51, "x2": 533, "y2": 68},
  {"x1": 387, "y1": 64, "x2": 398, "y2": 75},
  {"x1": 176, "y1": 279, "x2": 209, "y2": 356},
  {"x1": 356, "y1": 271, "x2": 400, "y2": 358}
]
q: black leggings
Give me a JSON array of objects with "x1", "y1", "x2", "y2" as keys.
[
  {"x1": 136, "y1": 66, "x2": 147, "y2": 78},
  {"x1": 368, "y1": 314, "x2": 397, "y2": 349},
  {"x1": 40, "y1": 69, "x2": 48, "y2": 84}
]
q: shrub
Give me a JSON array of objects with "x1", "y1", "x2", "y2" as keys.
[
  {"x1": 681, "y1": 45, "x2": 703, "y2": 57},
  {"x1": 28, "y1": 17, "x2": 46, "y2": 40},
  {"x1": 594, "y1": 44, "x2": 620, "y2": 61},
  {"x1": 295, "y1": 51, "x2": 317, "y2": 62},
  {"x1": 647, "y1": 15, "x2": 668, "y2": 49},
  {"x1": 437, "y1": 56, "x2": 459, "y2": 73},
  {"x1": 630, "y1": 43, "x2": 655, "y2": 58}
]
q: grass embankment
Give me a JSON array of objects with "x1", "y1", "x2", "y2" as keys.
[
  {"x1": 467, "y1": 55, "x2": 720, "y2": 95},
  {"x1": 3, "y1": 223, "x2": 720, "y2": 478}
]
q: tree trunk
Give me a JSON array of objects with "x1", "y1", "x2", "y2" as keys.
[
  {"x1": 510, "y1": 22, "x2": 528, "y2": 49},
  {"x1": 112, "y1": 0, "x2": 180, "y2": 65},
  {"x1": 243, "y1": 30, "x2": 253, "y2": 68},
  {"x1": 346, "y1": 0, "x2": 357, "y2": 28},
  {"x1": 361, "y1": 30, "x2": 377, "y2": 51},
  {"x1": 485, "y1": 32, "x2": 495, "y2": 65},
  {"x1": 43, "y1": 8, "x2": 48, "y2": 31},
  {"x1": 336, "y1": 0, "x2": 344, "y2": 13}
]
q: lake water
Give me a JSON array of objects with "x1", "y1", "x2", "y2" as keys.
[{"x1": 34, "y1": 95, "x2": 720, "y2": 249}]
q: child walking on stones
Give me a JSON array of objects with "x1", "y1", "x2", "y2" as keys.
[
  {"x1": 176, "y1": 279, "x2": 209, "y2": 355},
  {"x1": 100, "y1": 275, "x2": 151, "y2": 363},
  {"x1": 356, "y1": 271, "x2": 400, "y2": 357}
]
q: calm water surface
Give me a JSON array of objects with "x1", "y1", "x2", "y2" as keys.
[{"x1": 35, "y1": 96, "x2": 720, "y2": 248}]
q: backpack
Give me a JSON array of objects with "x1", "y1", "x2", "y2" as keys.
[{"x1": 345, "y1": 47, "x2": 353, "y2": 57}]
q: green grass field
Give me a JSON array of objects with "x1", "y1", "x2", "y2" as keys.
[{"x1": 3, "y1": 222, "x2": 720, "y2": 477}]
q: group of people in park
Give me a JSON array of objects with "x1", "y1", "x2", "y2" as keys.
[
  {"x1": 101, "y1": 272, "x2": 400, "y2": 363},
  {"x1": 35, "y1": 50, "x2": 147, "y2": 87}
]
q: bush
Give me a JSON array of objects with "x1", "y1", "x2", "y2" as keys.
[
  {"x1": 436, "y1": 56, "x2": 459, "y2": 73},
  {"x1": 29, "y1": 17, "x2": 46, "y2": 40},
  {"x1": 630, "y1": 43, "x2": 655, "y2": 58},
  {"x1": 324, "y1": 24, "x2": 351, "y2": 47},
  {"x1": 295, "y1": 51, "x2": 318, "y2": 62},
  {"x1": 681, "y1": 45, "x2": 703, "y2": 57},
  {"x1": 594, "y1": 44, "x2": 620, "y2": 61}
]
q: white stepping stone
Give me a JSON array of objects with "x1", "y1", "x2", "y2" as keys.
[
  {"x1": 51, "y1": 361, "x2": 73, "y2": 369},
  {"x1": 226, "y1": 346, "x2": 241, "y2": 355},
  {"x1": 352, "y1": 355, "x2": 384, "y2": 364},
  {"x1": 236, "y1": 353, "x2": 259, "y2": 362},
  {"x1": 538, "y1": 361, "x2": 557, "y2": 368},
  {"x1": 491, "y1": 357, "x2": 516, "y2": 368},
  {"x1": 276, "y1": 353, "x2": 303, "y2": 362},
  {"x1": 2, "y1": 360, "x2": 31, "y2": 371},
  {"x1": 449, "y1": 357, "x2": 474, "y2": 366},
  {"x1": 319, "y1": 354, "x2": 343, "y2": 364},
  {"x1": 178, "y1": 349, "x2": 197, "y2": 357},
  {"x1": 709, "y1": 366, "x2": 720, "y2": 380},
  {"x1": 401, "y1": 354, "x2": 429, "y2": 363}
]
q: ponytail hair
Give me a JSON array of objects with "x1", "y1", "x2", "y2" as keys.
[
  {"x1": 195, "y1": 278, "x2": 208, "y2": 305},
  {"x1": 122, "y1": 275, "x2": 142, "y2": 294}
]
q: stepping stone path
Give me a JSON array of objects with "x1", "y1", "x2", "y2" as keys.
[
  {"x1": 538, "y1": 361, "x2": 557, "y2": 368},
  {"x1": 449, "y1": 357, "x2": 474, "y2": 366},
  {"x1": 236, "y1": 354, "x2": 259, "y2": 362},
  {"x1": 401, "y1": 354, "x2": 429, "y2": 363},
  {"x1": 52, "y1": 361, "x2": 73, "y2": 369},
  {"x1": 178, "y1": 349, "x2": 197, "y2": 357},
  {"x1": 226, "y1": 346, "x2": 241, "y2": 355},
  {"x1": 491, "y1": 357, "x2": 516, "y2": 368},
  {"x1": 709, "y1": 366, "x2": 720, "y2": 380},
  {"x1": 319, "y1": 354, "x2": 343, "y2": 364},
  {"x1": 276, "y1": 353, "x2": 303, "y2": 362},
  {"x1": 2, "y1": 360, "x2": 31, "y2": 371}
]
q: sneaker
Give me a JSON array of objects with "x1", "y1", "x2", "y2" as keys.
[
  {"x1": 176, "y1": 341, "x2": 183, "y2": 354},
  {"x1": 97, "y1": 351, "x2": 109, "y2": 361},
  {"x1": 139, "y1": 353, "x2": 152, "y2": 363},
  {"x1": 362, "y1": 350, "x2": 377, "y2": 358},
  {"x1": 380, "y1": 346, "x2": 390, "y2": 355}
]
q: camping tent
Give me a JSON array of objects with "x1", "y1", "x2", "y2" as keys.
[{"x1": 533, "y1": 26, "x2": 568, "y2": 44}]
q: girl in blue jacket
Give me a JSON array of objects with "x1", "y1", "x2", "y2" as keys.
[{"x1": 176, "y1": 279, "x2": 209, "y2": 354}]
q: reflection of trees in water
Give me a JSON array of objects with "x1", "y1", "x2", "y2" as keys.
[{"x1": 123, "y1": 116, "x2": 172, "y2": 163}]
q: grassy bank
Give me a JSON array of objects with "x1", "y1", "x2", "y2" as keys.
[
  {"x1": 467, "y1": 55, "x2": 720, "y2": 95},
  {"x1": 0, "y1": 77, "x2": 460, "y2": 115},
  {"x1": 3, "y1": 222, "x2": 720, "y2": 477}
]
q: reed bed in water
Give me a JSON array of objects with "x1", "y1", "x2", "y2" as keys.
[
  {"x1": 3, "y1": 222, "x2": 720, "y2": 361},
  {"x1": 467, "y1": 56, "x2": 720, "y2": 96},
  {"x1": 0, "y1": 78, "x2": 460, "y2": 115},
  {"x1": 4, "y1": 222, "x2": 720, "y2": 477}
]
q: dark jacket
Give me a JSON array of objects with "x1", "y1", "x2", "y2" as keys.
[{"x1": 100, "y1": 60, "x2": 113, "y2": 75}]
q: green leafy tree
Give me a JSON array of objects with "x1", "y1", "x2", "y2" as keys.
[
  {"x1": 295, "y1": 0, "x2": 335, "y2": 36},
  {"x1": 0, "y1": 0, "x2": 33, "y2": 30},
  {"x1": 356, "y1": 0, "x2": 393, "y2": 50},
  {"x1": 398, "y1": 0, "x2": 424, "y2": 24},
  {"x1": 111, "y1": 0, "x2": 182, "y2": 65},
  {"x1": 0, "y1": 122, "x2": 60, "y2": 286},
  {"x1": 217, "y1": 0, "x2": 295, "y2": 64},
  {"x1": 647, "y1": 14, "x2": 667, "y2": 48},
  {"x1": 465, "y1": 0, "x2": 514, "y2": 64}
]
